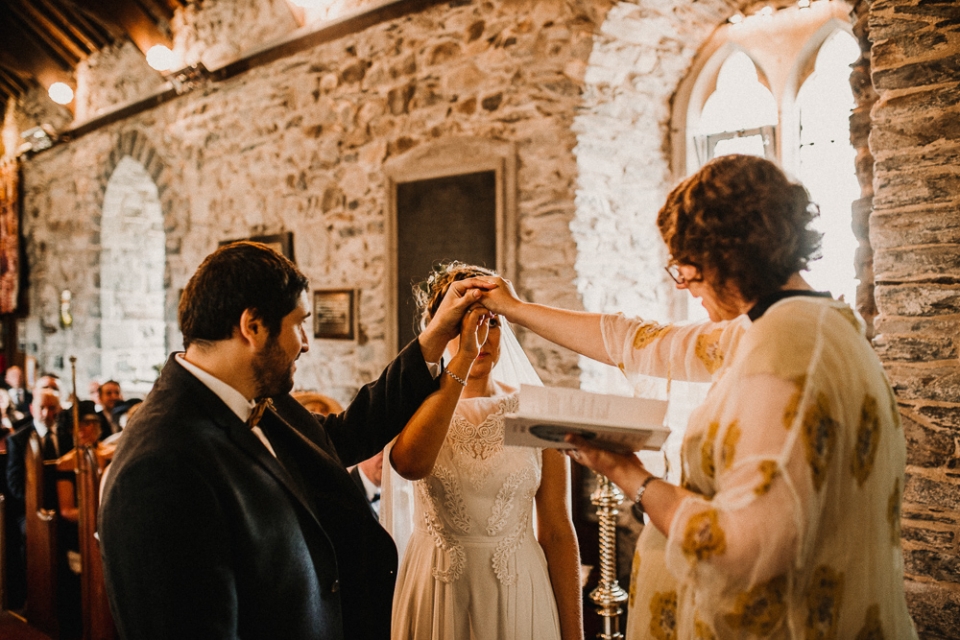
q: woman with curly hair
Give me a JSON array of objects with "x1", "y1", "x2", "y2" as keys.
[
  {"x1": 383, "y1": 262, "x2": 582, "y2": 640},
  {"x1": 479, "y1": 155, "x2": 917, "y2": 639}
]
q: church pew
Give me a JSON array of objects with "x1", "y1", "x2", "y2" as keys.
[
  {"x1": 0, "y1": 492, "x2": 7, "y2": 611},
  {"x1": 24, "y1": 433, "x2": 58, "y2": 637},
  {"x1": 76, "y1": 446, "x2": 116, "y2": 640}
]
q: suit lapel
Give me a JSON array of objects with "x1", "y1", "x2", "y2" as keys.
[{"x1": 162, "y1": 355, "x2": 329, "y2": 530}]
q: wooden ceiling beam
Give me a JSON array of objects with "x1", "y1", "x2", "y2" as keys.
[
  {"x1": 0, "y1": 11, "x2": 76, "y2": 88},
  {"x1": 0, "y1": 65, "x2": 33, "y2": 95},
  {"x1": 131, "y1": 0, "x2": 177, "y2": 28},
  {"x1": 40, "y1": 0, "x2": 116, "y2": 53},
  {"x1": 79, "y1": 0, "x2": 173, "y2": 56},
  {"x1": 1, "y1": 2, "x2": 82, "y2": 68}
]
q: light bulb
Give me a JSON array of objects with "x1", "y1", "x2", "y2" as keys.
[
  {"x1": 146, "y1": 45, "x2": 175, "y2": 72},
  {"x1": 48, "y1": 82, "x2": 74, "y2": 105}
]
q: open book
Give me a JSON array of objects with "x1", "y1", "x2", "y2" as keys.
[{"x1": 503, "y1": 384, "x2": 670, "y2": 454}]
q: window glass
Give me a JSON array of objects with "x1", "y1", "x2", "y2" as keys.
[{"x1": 796, "y1": 31, "x2": 861, "y2": 304}]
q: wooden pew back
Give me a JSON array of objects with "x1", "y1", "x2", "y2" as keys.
[
  {"x1": 24, "y1": 432, "x2": 58, "y2": 636},
  {"x1": 77, "y1": 446, "x2": 116, "y2": 640}
]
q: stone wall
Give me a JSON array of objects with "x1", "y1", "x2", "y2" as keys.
[
  {"x1": 17, "y1": 0, "x2": 614, "y2": 402},
  {"x1": 867, "y1": 0, "x2": 960, "y2": 634}
]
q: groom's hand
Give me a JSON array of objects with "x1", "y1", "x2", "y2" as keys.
[{"x1": 418, "y1": 277, "x2": 496, "y2": 363}]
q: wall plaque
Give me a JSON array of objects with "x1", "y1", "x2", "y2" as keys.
[{"x1": 313, "y1": 289, "x2": 355, "y2": 340}]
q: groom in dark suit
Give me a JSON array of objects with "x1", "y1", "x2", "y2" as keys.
[{"x1": 100, "y1": 241, "x2": 488, "y2": 640}]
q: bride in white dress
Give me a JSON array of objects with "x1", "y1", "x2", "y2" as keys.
[{"x1": 382, "y1": 263, "x2": 582, "y2": 640}]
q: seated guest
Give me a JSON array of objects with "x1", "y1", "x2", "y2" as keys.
[
  {"x1": 0, "y1": 388, "x2": 18, "y2": 436},
  {"x1": 111, "y1": 398, "x2": 143, "y2": 432},
  {"x1": 96, "y1": 380, "x2": 124, "y2": 437},
  {"x1": 6, "y1": 385, "x2": 71, "y2": 515},
  {"x1": 4, "y1": 381, "x2": 70, "y2": 609},
  {"x1": 55, "y1": 401, "x2": 114, "y2": 640},
  {"x1": 350, "y1": 450, "x2": 383, "y2": 518},
  {"x1": 57, "y1": 401, "x2": 115, "y2": 522},
  {"x1": 5, "y1": 365, "x2": 30, "y2": 416}
]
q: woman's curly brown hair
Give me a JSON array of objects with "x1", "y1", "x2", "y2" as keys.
[
  {"x1": 413, "y1": 261, "x2": 497, "y2": 330},
  {"x1": 656, "y1": 154, "x2": 822, "y2": 302}
]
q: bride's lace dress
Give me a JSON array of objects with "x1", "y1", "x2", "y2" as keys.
[{"x1": 391, "y1": 392, "x2": 561, "y2": 640}]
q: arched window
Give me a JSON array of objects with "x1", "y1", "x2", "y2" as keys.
[
  {"x1": 795, "y1": 30, "x2": 861, "y2": 304},
  {"x1": 100, "y1": 156, "x2": 167, "y2": 395},
  {"x1": 677, "y1": 1, "x2": 860, "y2": 317},
  {"x1": 695, "y1": 51, "x2": 778, "y2": 163}
]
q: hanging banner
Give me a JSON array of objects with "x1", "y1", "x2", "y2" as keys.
[{"x1": 0, "y1": 159, "x2": 20, "y2": 314}]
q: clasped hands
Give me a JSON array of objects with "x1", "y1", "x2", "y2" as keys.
[{"x1": 416, "y1": 276, "x2": 507, "y2": 366}]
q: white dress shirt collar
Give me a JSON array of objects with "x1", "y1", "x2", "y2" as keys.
[
  {"x1": 175, "y1": 354, "x2": 277, "y2": 458},
  {"x1": 33, "y1": 418, "x2": 51, "y2": 439},
  {"x1": 176, "y1": 353, "x2": 253, "y2": 423}
]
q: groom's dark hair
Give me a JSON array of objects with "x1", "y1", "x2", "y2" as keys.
[{"x1": 179, "y1": 241, "x2": 309, "y2": 349}]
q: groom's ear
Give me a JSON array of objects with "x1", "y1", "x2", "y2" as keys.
[{"x1": 237, "y1": 308, "x2": 268, "y2": 348}]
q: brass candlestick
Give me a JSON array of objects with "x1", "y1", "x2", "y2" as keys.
[{"x1": 589, "y1": 474, "x2": 628, "y2": 640}]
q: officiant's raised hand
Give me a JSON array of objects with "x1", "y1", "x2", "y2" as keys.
[
  {"x1": 471, "y1": 276, "x2": 522, "y2": 318},
  {"x1": 417, "y1": 276, "x2": 496, "y2": 363}
]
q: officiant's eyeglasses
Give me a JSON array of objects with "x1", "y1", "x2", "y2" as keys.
[{"x1": 665, "y1": 261, "x2": 702, "y2": 286}]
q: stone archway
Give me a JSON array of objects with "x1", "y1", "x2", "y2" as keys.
[{"x1": 99, "y1": 155, "x2": 166, "y2": 395}]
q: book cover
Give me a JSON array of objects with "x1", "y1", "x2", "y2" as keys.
[{"x1": 503, "y1": 384, "x2": 670, "y2": 454}]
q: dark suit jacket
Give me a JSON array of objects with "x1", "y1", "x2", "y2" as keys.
[
  {"x1": 97, "y1": 410, "x2": 117, "y2": 440},
  {"x1": 100, "y1": 341, "x2": 438, "y2": 640},
  {"x1": 5, "y1": 415, "x2": 75, "y2": 519}
]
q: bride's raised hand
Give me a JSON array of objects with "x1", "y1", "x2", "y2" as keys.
[{"x1": 454, "y1": 305, "x2": 491, "y2": 365}]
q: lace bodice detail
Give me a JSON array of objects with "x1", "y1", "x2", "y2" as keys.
[{"x1": 414, "y1": 392, "x2": 542, "y2": 584}]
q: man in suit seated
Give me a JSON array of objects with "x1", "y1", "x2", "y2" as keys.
[
  {"x1": 100, "y1": 241, "x2": 491, "y2": 640},
  {"x1": 350, "y1": 450, "x2": 384, "y2": 518},
  {"x1": 4, "y1": 378, "x2": 70, "y2": 609},
  {"x1": 4, "y1": 365, "x2": 31, "y2": 417},
  {"x1": 95, "y1": 380, "x2": 124, "y2": 437}
]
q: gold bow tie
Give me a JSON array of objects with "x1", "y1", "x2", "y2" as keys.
[{"x1": 247, "y1": 398, "x2": 273, "y2": 428}]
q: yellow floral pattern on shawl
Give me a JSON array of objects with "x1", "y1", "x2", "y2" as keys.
[
  {"x1": 805, "y1": 565, "x2": 844, "y2": 639},
  {"x1": 723, "y1": 574, "x2": 787, "y2": 634},
  {"x1": 633, "y1": 322, "x2": 670, "y2": 350},
  {"x1": 720, "y1": 420, "x2": 740, "y2": 472},
  {"x1": 888, "y1": 479, "x2": 902, "y2": 546},
  {"x1": 855, "y1": 605, "x2": 885, "y2": 640},
  {"x1": 754, "y1": 460, "x2": 780, "y2": 496},
  {"x1": 802, "y1": 392, "x2": 838, "y2": 491},
  {"x1": 695, "y1": 327, "x2": 725, "y2": 374},
  {"x1": 649, "y1": 591, "x2": 678, "y2": 640},
  {"x1": 782, "y1": 376, "x2": 807, "y2": 430},
  {"x1": 700, "y1": 421, "x2": 720, "y2": 480},
  {"x1": 694, "y1": 615, "x2": 717, "y2": 640},
  {"x1": 851, "y1": 394, "x2": 880, "y2": 486},
  {"x1": 628, "y1": 548, "x2": 641, "y2": 608},
  {"x1": 682, "y1": 509, "x2": 727, "y2": 562}
]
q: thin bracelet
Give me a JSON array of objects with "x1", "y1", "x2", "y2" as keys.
[
  {"x1": 445, "y1": 369, "x2": 467, "y2": 386},
  {"x1": 632, "y1": 475, "x2": 658, "y2": 511}
]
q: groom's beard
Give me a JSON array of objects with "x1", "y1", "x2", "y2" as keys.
[{"x1": 253, "y1": 335, "x2": 296, "y2": 398}]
